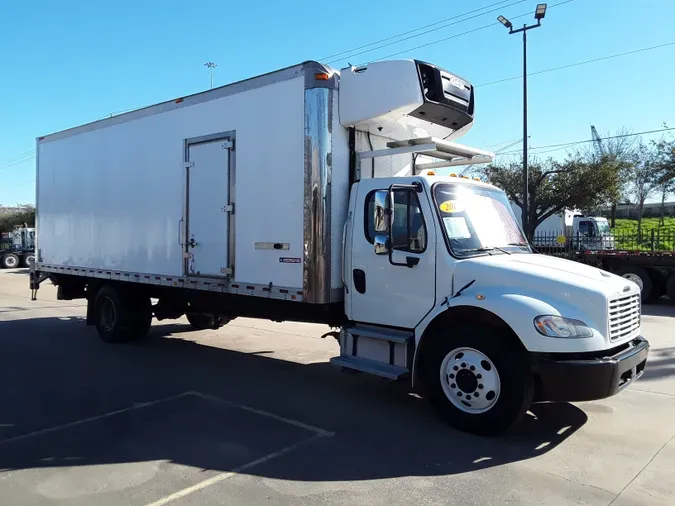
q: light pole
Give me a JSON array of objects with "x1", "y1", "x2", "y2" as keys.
[
  {"x1": 204, "y1": 62, "x2": 217, "y2": 89},
  {"x1": 498, "y1": 3, "x2": 547, "y2": 238}
]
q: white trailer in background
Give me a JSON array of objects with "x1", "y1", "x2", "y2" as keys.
[
  {"x1": 510, "y1": 203, "x2": 615, "y2": 250},
  {"x1": 32, "y1": 59, "x2": 648, "y2": 435}
]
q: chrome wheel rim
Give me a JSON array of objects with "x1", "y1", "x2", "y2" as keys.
[
  {"x1": 622, "y1": 273, "x2": 643, "y2": 291},
  {"x1": 5, "y1": 255, "x2": 18, "y2": 268},
  {"x1": 440, "y1": 347, "x2": 501, "y2": 414}
]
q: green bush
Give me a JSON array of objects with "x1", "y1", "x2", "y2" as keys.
[{"x1": 612, "y1": 218, "x2": 675, "y2": 251}]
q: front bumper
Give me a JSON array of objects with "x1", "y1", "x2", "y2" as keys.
[{"x1": 531, "y1": 336, "x2": 649, "y2": 402}]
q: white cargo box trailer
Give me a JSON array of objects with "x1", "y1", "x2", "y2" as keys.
[{"x1": 32, "y1": 59, "x2": 649, "y2": 435}]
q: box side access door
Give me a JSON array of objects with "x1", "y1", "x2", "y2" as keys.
[{"x1": 184, "y1": 133, "x2": 235, "y2": 277}]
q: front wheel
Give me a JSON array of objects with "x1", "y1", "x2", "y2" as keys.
[
  {"x1": 423, "y1": 324, "x2": 533, "y2": 436},
  {"x1": 1, "y1": 253, "x2": 20, "y2": 269}
]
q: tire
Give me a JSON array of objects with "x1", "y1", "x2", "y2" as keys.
[
  {"x1": 666, "y1": 273, "x2": 675, "y2": 300},
  {"x1": 23, "y1": 254, "x2": 35, "y2": 267},
  {"x1": 186, "y1": 313, "x2": 225, "y2": 330},
  {"x1": 649, "y1": 269, "x2": 666, "y2": 300},
  {"x1": 94, "y1": 285, "x2": 152, "y2": 343},
  {"x1": 1, "y1": 253, "x2": 20, "y2": 269},
  {"x1": 616, "y1": 265, "x2": 653, "y2": 302},
  {"x1": 422, "y1": 324, "x2": 533, "y2": 436}
]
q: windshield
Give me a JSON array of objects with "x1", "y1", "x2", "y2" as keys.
[
  {"x1": 595, "y1": 220, "x2": 611, "y2": 235},
  {"x1": 433, "y1": 183, "x2": 528, "y2": 256}
]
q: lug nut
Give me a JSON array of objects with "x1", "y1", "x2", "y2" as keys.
[
  {"x1": 461, "y1": 362, "x2": 467, "y2": 368},
  {"x1": 478, "y1": 384, "x2": 484, "y2": 389},
  {"x1": 451, "y1": 383, "x2": 456, "y2": 389},
  {"x1": 449, "y1": 373, "x2": 455, "y2": 379},
  {"x1": 474, "y1": 392, "x2": 479, "y2": 397},
  {"x1": 477, "y1": 374, "x2": 482, "y2": 379},
  {"x1": 453, "y1": 366, "x2": 459, "y2": 371},
  {"x1": 470, "y1": 365, "x2": 475, "y2": 371}
]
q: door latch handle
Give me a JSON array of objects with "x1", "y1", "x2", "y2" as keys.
[{"x1": 188, "y1": 238, "x2": 197, "y2": 248}]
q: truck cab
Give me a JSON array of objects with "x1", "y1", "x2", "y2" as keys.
[
  {"x1": 571, "y1": 216, "x2": 615, "y2": 250},
  {"x1": 335, "y1": 172, "x2": 647, "y2": 434}
]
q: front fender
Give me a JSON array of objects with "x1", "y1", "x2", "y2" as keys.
[{"x1": 415, "y1": 288, "x2": 609, "y2": 354}]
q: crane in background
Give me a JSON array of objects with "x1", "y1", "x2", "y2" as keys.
[{"x1": 590, "y1": 125, "x2": 606, "y2": 159}]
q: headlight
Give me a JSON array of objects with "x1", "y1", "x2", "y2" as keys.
[{"x1": 534, "y1": 315, "x2": 593, "y2": 338}]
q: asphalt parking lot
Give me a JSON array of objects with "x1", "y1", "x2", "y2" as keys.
[{"x1": 1, "y1": 269, "x2": 675, "y2": 505}]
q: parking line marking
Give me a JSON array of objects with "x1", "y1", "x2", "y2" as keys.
[
  {"x1": 0, "y1": 391, "x2": 333, "y2": 447},
  {"x1": 0, "y1": 392, "x2": 195, "y2": 446},
  {"x1": 190, "y1": 392, "x2": 334, "y2": 437},
  {"x1": 145, "y1": 432, "x2": 328, "y2": 506}
]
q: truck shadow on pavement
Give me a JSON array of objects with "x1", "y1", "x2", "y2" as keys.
[
  {"x1": 642, "y1": 298, "x2": 675, "y2": 317},
  {"x1": 0, "y1": 316, "x2": 588, "y2": 482},
  {"x1": 639, "y1": 346, "x2": 675, "y2": 381}
]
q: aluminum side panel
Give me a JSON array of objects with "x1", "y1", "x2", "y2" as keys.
[{"x1": 37, "y1": 76, "x2": 306, "y2": 289}]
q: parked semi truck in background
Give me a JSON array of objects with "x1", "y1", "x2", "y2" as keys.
[
  {"x1": 510, "y1": 203, "x2": 615, "y2": 250},
  {"x1": 1, "y1": 226, "x2": 35, "y2": 268},
  {"x1": 509, "y1": 207, "x2": 675, "y2": 303},
  {"x1": 30, "y1": 59, "x2": 649, "y2": 435}
]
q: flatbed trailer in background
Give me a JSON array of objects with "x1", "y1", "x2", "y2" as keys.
[{"x1": 535, "y1": 230, "x2": 675, "y2": 302}]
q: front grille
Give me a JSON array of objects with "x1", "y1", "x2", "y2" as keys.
[{"x1": 608, "y1": 294, "x2": 641, "y2": 341}]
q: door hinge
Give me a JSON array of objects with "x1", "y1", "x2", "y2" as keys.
[
  {"x1": 222, "y1": 140, "x2": 234, "y2": 150},
  {"x1": 184, "y1": 161, "x2": 195, "y2": 169},
  {"x1": 222, "y1": 203, "x2": 234, "y2": 213}
]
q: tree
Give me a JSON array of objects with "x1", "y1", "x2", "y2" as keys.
[
  {"x1": 626, "y1": 142, "x2": 662, "y2": 234},
  {"x1": 486, "y1": 153, "x2": 618, "y2": 239},
  {"x1": 0, "y1": 204, "x2": 35, "y2": 233},
  {"x1": 585, "y1": 127, "x2": 638, "y2": 227},
  {"x1": 652, "y1": 136, "x2": 675, "y2": 225}
]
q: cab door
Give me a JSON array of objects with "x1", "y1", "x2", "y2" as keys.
[{"x1": 347, "y1": 179, "x2": 437, "y2": 328}]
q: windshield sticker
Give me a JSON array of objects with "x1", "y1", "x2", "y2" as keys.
[
  {"x1": 439, "y1": 200, "x2": 464, "y2": 213},
  {"x1": 443, "y1": 217, "x2": 471, "y2": 239}
]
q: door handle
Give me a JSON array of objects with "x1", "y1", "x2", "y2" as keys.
[
  {"x1": 353, "y1": 269, "x2": 366, "y2": 294},
  {"x1": 178, "y1": 218, "x2": 184, "y2": 246}
]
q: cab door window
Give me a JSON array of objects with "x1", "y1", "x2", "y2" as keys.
[{"x1": 366, "y1": 190, "x2": 427, "y2": 253}]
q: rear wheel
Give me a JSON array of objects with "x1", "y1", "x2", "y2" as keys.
[
  {"x1": 423, "y1": 324, "x2": 533, "y2": 436},
  {"x1": 666, "y1": 273, "x2": 675, "y2": 300},
  {"x1": 94, "y1": 285, "x2": 152, "y2": 342},
  {"x1": 1, "y1": 253, "x2": 20, "y2": 269},
  {"x1": 23, "y1": 254, "x2": 35, "y2": 267},
  {"x1": 616, "y1": 265, "x2": 653, "y2": 302}
]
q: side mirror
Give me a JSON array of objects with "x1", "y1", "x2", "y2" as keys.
[
  {"x1": 374, "y1": 235, "x2": 389, "y2": 255},
  {"x1": 373, "y1": 190, "x2": 390, "y2": 233}
]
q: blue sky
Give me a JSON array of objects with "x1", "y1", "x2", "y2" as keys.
[{"x1": 1, "y1": 0, "x2": 674, "y2": 205}]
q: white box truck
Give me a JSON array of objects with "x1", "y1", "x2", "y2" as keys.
[
  {"x1": 31, "y1": 59, "x2": 649, "y2": 435},
  {"x1": 510, "y1": 203, "x2": 616, "y2": 250}
]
